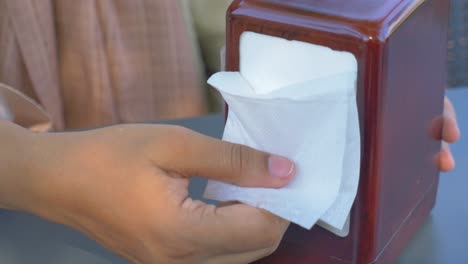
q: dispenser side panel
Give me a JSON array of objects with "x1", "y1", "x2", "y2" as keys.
[{"x1": 370, "y1": 0, "x2": 449, "y2": 262}]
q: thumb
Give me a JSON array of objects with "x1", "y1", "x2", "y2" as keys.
[{"x1": 159, "y1": 128, "x2": 295, "y2": 188}]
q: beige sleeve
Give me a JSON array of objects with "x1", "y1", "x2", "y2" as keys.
[{"x1": 0, "y1": 83, "x2": 51, "y2": 132}]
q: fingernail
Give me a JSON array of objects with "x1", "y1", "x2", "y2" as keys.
[{"x1": 268, "y1": 155, "x2": 294, "y2": 178}]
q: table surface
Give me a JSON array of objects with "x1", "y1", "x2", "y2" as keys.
[{"x1": 0, "y1": 88, "x2": 466, "y2": 264}]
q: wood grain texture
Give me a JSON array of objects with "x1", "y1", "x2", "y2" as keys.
[{"x1": 224, "y1": 0, "x2": 449, "y2": 263}]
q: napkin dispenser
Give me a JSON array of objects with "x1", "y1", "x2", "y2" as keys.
[{"x1": 223, "y1": 0, "x2": 449, "y2": 263}]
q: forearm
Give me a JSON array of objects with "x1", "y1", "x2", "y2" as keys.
[{"x1": 0, "y1": 120, "x2": 38, "y2": 211}]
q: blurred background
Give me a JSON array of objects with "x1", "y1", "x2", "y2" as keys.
[
  {"x1": 448, "y1": 0, "x2": 468, "y2": 87},
  {"x1": 0, "y1": 0, "x2": 465, "y2": 130},
  {"x1": 186, "y1": 0, "x2": 468, "y2": 89}
]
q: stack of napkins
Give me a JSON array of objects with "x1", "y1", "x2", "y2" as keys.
[{"x1": 203, "y1": 32, "x2": 361, "y2": 237}]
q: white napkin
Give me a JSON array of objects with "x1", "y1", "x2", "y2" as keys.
[{"x1": 203, "y1": 32, "x2": 361, "y2": 237}]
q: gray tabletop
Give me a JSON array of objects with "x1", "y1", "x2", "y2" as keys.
[{"x1": 0, "y1": 88, "x2": 466, "y2": 264}]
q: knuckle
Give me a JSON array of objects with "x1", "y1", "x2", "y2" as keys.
[
  {"x1": 227, "y1": 143, "x2": 268, "y2": 186},
  {"x1": 228, "y1": 144, "x2": 249, "y2": 177},
  {"x1": 144, "y1": 215, "x2": 199, "y2": 263},
  {"x1": 263, "y1": 243, "x2": 281, "y2": 258},
  {"x1": 164, "y1": 125, "x2": 193, "y2": 142},
  {"x1": 258, "y1": 217, "x2": 288, "y2": 251},
  {"x1": 254, "y1": 229, "x2": 283, "y2": 259},
  {"x1": 264, "y1": 228, "x2": 284, "y2": 249},
  {"x1": 157, "y1": 126, "x2": 194, "y2": 151}
]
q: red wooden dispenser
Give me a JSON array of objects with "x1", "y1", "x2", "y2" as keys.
[{"x1": 223, "y1": 0, "x2": 450, "y2": 263}]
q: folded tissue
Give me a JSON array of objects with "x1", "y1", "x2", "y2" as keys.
[{"x1": 203, "y1": 32, "x2": 361, "y2": 237}]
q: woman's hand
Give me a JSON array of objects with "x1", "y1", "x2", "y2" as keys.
[
  {"x1": 433, "y1": 96, "x2": 461, "y2": 172},
  {"x1": 0, "y1": 124, "x2": 295, "y2": 264}
]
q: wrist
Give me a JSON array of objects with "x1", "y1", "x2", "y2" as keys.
[
  {"x1": 0, "y1": 121, "x2": 39, "y2": 211},
  {"x1": 0, "y1": 121, "x2": 57, "y2": 217}
]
